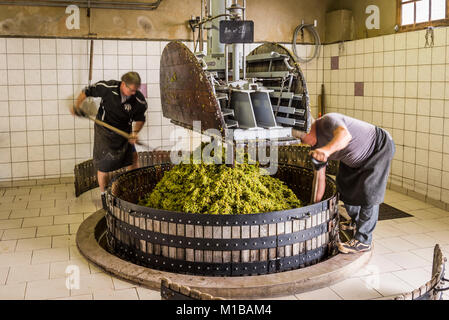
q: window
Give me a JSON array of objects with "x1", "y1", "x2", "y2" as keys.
[{"x1": 398, "y1": 0, "x2": 449, "y2": 30}]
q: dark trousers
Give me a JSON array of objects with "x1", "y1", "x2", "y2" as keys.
[{"x1": 344, "y1": 204, "x2": 379, "y2": 245}]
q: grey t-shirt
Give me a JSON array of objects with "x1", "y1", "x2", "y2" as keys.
[{"x1": 314, "y1": 113, "x2": 377, "y2": 168}]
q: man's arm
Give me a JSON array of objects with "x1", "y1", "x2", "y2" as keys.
[
  {"x1": 314, "y1": 167, "x2": 326, "y2": 203},
  {"x1": 70, "y1": 91, "x2": 87, "y2": 116},
  {"x1": 129, "y1": 121, "x2": 145, "y2": 145},
  {"x1": 311, "y1": 126, "x2": 352, "y2": 162}
]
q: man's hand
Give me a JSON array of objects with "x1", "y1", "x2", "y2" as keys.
[
  {"x1": 71, "y1": 106, "x2": 87, "y2": 117},
  {"x1": 128, "y1": 132, "x2": 138, "y2": 145},
  {"x1": 310, "y1": 148, "x2": 330, "y2": 163}
]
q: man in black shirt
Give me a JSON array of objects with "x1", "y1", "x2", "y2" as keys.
[{"x1": 71, "y1": 72, "x2": 147, "y2": 207}]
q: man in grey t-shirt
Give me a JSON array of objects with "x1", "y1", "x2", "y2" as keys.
[{"x1": 293, "y1": 113, "x2": 395, "y2": 254}]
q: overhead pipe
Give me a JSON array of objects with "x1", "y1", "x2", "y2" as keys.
[{"x1": 0, "y1": 0, "x2": 162, "y2": 10}]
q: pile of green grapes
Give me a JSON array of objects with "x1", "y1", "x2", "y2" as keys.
[{"x1": 138, "y1": 160, "x2": 303, "y2": 215}]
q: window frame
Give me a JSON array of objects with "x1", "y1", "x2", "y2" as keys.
[{"x1": 397, "y1": 0, "x2": 449, "y2": 32}]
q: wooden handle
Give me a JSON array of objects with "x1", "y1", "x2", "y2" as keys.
[
  {"x1": 89, "y1": 39, "x2": 94, "y2": 84},
  {"x1": 88, "y1": 116, "x2": 131, "y2": 139},
  {"x1": 87, "y1": 116, "x2": 150, "y2": 148}
]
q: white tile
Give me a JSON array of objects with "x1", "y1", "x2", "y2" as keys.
[
  {"x1": 0, "y1": 163, "x2": 11, "y2": 179},
  {"x1": 0, "y1": 54, "x2": 6, "y2": 69},
  {"x1": 9, "y1": 116, "x2": 26, "y2": 132},
  {"x1": 103, "y1": 55, "x2": 117, "y2": 69},
  {"x1": 133, "y1": 55, "x2": 146, "y2": 70},
  {"x1": 43, "y1": 130, "x2": 59, "y2": 145},
  {"x1": 394, "y1": 50, "x2": 405, "y2": 66},
  {"x1": 60, "y1": 159, "x2": 75, "y2": 174},
  {"x1": 24, "y1": 70, "x2": 41, "y2": 85},
  {"x1": 40, "y1": 55, "x2": 56, "y2": 69},
  {"x1": 132, "y1": 41, "x2": 146, "y2": 55},
  {"x1": 57, "y1": 55, "x2": 73, "y2": 69},
  {"x1": 11, "y1": 147, "x2": 27, "y2": 162},
  {"x1": 418, "y1": 64, "x2": 431, "y2": 82},
  {"x1": 59, "y1": 129, "x2": 74, "y2": 143},
  {"x1": 433, "y1": 27, "x2": 446, "y2": 46},
  {"x1": 56, "y1": 39, "x2": 72, "y2": 54},
  {"x1": 330, "y1": 278, "x2": 382, "y2": 300},
  {"x1": 103, "y1": 40, "x2": 117, "y2": 55},
  {"x1": 295, "y1": 287, "x2": 342, "y2": 300},
  {"x1": 383, "y1": 251, "x2": 430, "y2": 269},
  {"x1": 23, "y1": 39, "x2": 40, "y2": 54},
  {"x1": 7, "y1": 54, "x2": 24, "y2": 69},
  {"x1": 147, "y1": 55, "x2": 160, "y2": 70},
  {"x1": 406, "y1": 31, "x2": 419, "y2": 49},
  {"x1": 0, "y1": 86, "x2": 7, "y2": 100},
  {"x1": 0, "y1": 283, "x2": 26, "y2": 300},
  {"x1": 25, "y1": 277, "x2": 70, "y2": 300},
  {"x1": 44, "y1": 145, "x2": 60, "y2": 160},
  {"x1": 25, "y1": 100, "x2": 42, "y2": 116},
  {"x1": 44, "y1": 160, "x2": 60, "y2": 176},
  {"x1": 40, "y1": 39, "x2": 56, "y2": 54},
  {"x1": 57, "y1": 85, "x2": 73, "y2": 99},
  {"x1": 359, "y1": 272, "x2": 414, "y2": 298},
  {"x1": 395, "y1": 33, "x2": 406, "y2": 50},
  {"x1": 7, "y1": 263, "x2": 50, "y2": 284},
  {"x1": 57, "y1": 70, "x2": 73, "y2": 85},
  {"x1": 31, "y1": 247, "x2": 69, "y2": 264},
  {"x1": 26, "y1": 131, "x2": 44, "y2": 146},
  {"x1": 9, "y1": 132, "x2": 25, "y2": 146},
  {"x1": 118, "y1": 55, "x2": 132, "y2": 69},
  {"x1": 136, "y1": 287, "x2": 161, "y2": 300},
  {"x1": 0, "y1": 38, "x2": 5, "y2": 53},
  {"x1": 432, "y1": 46, "x2": 446, "y2": 64},
  {"x1": 0, "y1": 70, "x2": 6, "y2": 86},
  {"x1": 26, "y1": 115, "x2": 42, "y2": 131},
  {"x1": 93, "y1": 288, "x2": 139, "y2": 300},
  {"x1": 41, "y1": 70, "x2": 57, "y2": 85},
  {"x1": 12, "y1": 162, "x2": 28, "y2": 178},
  {"x1": 375, "y1": 237, "x2": 419, "y2": 252},
  {"x1": 6, "y1": 39, "x2": 23, "y2": 54},
  {"x1": 75, "y1": 143, "x2": 91, "y2": 158},
  {"x1": 0, "y1": 147, "x2": 11, "y2": 163},
  {"x1": 70, "y1": 273, "x2": 114, "y2": 296},
  {"x1": 92, "y1": 55, "x2": 102, "y2": 70},
  {"x1": 28, "y1": 160, "x2": 45, "y2": 178},
  {"x1": 418, "y1": 48, "x2": 431, "y2": 65},
  {"x1": 28, "y1": 147, "x2": 44, "y2": 161},
  {"x1": 25, "y1": 85, "x2": 42, "y2": 100},
  {"x1": 429, "y1": 118, "x2": 443, "y2": 135},
  {"x1": 72, "y1": 39, "x2": 87, "y2": 55},
  {"x1": 24, "y1": 54, "x2": 40, "y2": 70},
  {"x1": 392, "y1": 268, "x2": 431, "y2": 288}
]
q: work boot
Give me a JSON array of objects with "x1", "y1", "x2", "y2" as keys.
[{"x1": 337, "y1": 239, "x2": 371, "y2": 254}]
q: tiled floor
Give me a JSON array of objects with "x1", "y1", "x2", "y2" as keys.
[{"x1": 0, "y1": 182, "x2": 448, "y2": 300}]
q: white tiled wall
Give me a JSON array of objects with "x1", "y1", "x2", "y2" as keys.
[
  {"x1": 323, "y1": 27, "x2": 449, "y2": 207},
  {"x1": 0, "y1": 37, "x2": 323, "y2": 182},
  {"x1": 0, "y1": 37, "x2": 174, "y2": 181}
]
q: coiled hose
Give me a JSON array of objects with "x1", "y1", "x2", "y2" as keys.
[{"x1": 292, "y1": 23, "x2": 321, "y2": 63}]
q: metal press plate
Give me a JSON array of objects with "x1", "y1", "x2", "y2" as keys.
[
  {"x1": 159, "y1": 41, "x2": 226, "y2": 134},
  {"x1": 247, "y1": 42, "x2": 311, "y2": 133}
]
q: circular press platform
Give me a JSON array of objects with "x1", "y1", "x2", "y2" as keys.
[{"x1": 77, "y1": 209, "x2": 372, "y2": 299}]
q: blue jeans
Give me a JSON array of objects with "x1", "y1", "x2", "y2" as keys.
[{"x1": 344, "y1": 204, "x2": 379, "y2": 245}]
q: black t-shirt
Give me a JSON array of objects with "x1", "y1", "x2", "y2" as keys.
[{"x1": 83, "y1": 80, "x2": 147, "y2": 133}]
